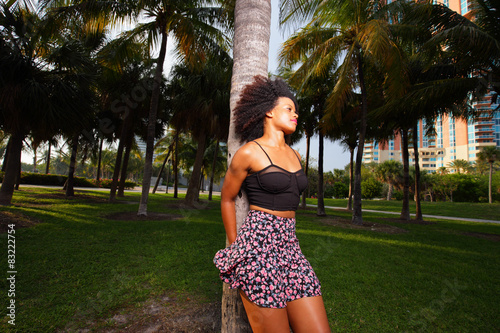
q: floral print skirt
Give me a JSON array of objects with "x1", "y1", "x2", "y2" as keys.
[{"x1": 213, "y1": 210, "x2": 322, "y2": 308}]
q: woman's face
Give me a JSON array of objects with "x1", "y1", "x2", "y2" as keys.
[{"x1": 268, "y1": 97, "x2": 298, "y2": 134}]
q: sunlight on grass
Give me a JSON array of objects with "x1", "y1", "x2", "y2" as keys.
[{"x1": 296, "y1": 229, "x2": 483, "y2": 256}]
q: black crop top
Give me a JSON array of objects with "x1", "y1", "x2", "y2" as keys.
[{"x1": 243, "y1": 142, "x2": 308, "y2": 211}]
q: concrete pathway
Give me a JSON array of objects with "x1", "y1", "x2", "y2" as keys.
[{"x1": 308, "y1": 204, "x2": 500, "y2": 224}]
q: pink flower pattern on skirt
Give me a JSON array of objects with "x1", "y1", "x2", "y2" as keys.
[{"x1": 213, "y1": 210, "x2": 322, "y2": 308}]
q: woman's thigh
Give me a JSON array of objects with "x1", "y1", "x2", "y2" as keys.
[
  {"x1": 286, "y1": 296, "x2": 331, "y2": 333},
  {"x1": 239, "y1": 290, "x2": 290, "y2": 333}
]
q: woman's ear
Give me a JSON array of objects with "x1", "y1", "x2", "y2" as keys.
[{"x1": 265, "y1": 111, "x2": 273, "y2": 118}]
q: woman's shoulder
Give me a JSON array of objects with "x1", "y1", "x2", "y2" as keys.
[{"x1": 234, "y1": 141, "x2": 260, "y2": 160}]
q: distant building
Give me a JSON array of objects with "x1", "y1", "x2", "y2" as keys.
[
  {"x1": 135, "y1": 135, "x2": 160, "y2": 161},
  {"x1": 363, "y1": 0, "x2": 499, "y2": 172}
]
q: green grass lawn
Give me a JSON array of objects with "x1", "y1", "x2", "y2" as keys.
[
  {"x1": 315, "y1": 198, "x2": 500, "y2": 221},
  {"x1": 0, "y1": 188, "x2": 499, "y2": 332}
]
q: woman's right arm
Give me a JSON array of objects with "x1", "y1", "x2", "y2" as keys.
[{"x1": 220, "y1": 146, "x2": 252, "y2": 245}]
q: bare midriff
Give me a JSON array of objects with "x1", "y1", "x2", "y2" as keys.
[{"x1": 249, "y1": 205, "x2": 296, "y2": 218}]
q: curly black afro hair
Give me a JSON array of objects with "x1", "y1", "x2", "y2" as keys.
[{"x1": 234, "y1": 75, "x2": 298, "y2": 143}]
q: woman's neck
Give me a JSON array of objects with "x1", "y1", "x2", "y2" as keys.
[{"x1": 259, "y1": 131, "x2": 287, "y2": 149}]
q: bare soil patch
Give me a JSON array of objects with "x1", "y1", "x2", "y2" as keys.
[
  {"x1": 461, "y1": 232, "x2": 500, "y2": 242},
  {"x1": 0, "y1": 211, "x2": 43, "y2": 233},
  {"x1": 105, "y1": 212, "x2": 183, "y2": 221},
  {"x1": 115, "y1": 200, "x2": 140, "y2": 205},
  {"x1": 165, "y1": 202, "x2": 212, "y2": 211},
  {"x1": 298, "y1": 206, "x2": 322, "y2": 212},
  {"x1": 319, "y1": 216, "x2": 408, "y2": 234},
  {"x1": 380, "y1": 217, "x2": 437, "y2": 225},
  {"x1": 65, "y1": 294, "x2": 221, "y2": 333}
]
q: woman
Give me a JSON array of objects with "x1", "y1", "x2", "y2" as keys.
[{"x1": 214, "y1": 75, "x2": 330, "y2": 332}]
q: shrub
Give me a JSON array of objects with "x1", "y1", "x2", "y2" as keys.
[
  {"x1": 17, "y1": 172, "x2": 96, "y2": 187},
  {"x1": 331, "y1": 182, "x2": 349, "y2": 199},
  {"x1": 393, "y1": 190, "x2": 404, "y2": 201},
  {"x1": 0, "y1": 172, "x2": 96, "y2": 187},
  {"x1": 94, "y1": 179, "x2": 137, "y2": 190},
  {"x1": 429, "y1": 173, "x2": 488, "y2": 202},
  {"x1": 361, "y1": 177, "x2": 382, "y2": 199}
]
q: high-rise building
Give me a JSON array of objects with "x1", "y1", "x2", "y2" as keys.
[{"x1": 362, "y1": 0, "x2": 499, "y2": 172}]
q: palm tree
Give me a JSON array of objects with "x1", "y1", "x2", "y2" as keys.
[
  {"x1": 297, "y1": 100, "x2": 318, "y2": 209},
  {"x1": 322, "y1": 89, "x2": 376, "y2": 211},
  {"x1": 285, "y1": 70, "x2": 335, "y2": 216},
  {"x1": 278, "y1": 66, "x2": 321, "y2": 210},
  {"x1": 152, "y1": 131, "x2": 176, "y2": 194},
  {"x1": 40, "y1": 137, "x2": 59, "y2": 175},
  {"x1": 430, "y1": 0, "x2": 500, "y2": 102},
  {"x1": 437, "y1": 166, "x2": 448, "y2": 175},
  {"x1": 375, "y1": 160, "x2": 403, "y2": 200},
  {"x1": 113, "y1": 0, "x2": 231, "y2": 215},
  {"x1": 447, "y1": 159, "x2": 471, "y2": 174},
  {"x1": 222, "y1": 0, "x2": 270, "y2": 330},
  {"x1": 279, "y1": 0, "x2": 405, "y2": 225},
  {"x1": 477, "y1": 145, "x2": 499, "y2": 203},
  {"x1": 371, "y1": 0, "x2": 486, "y2": 220},
  {"x1": 0, "y1": 3, "x2": 96, "y2": 203},
  {"x1": 103, "y1": 60, "x2": 159, "y2": 201},
  {"x1": 205, "y1": 139, "x2": 227, "y2": 201},
  {"x1": 472, "y1": 159, "x2": 490, "y2": 176},
  {"x1": 165, "y1": 51, "x2": 231, "y2": 206}
]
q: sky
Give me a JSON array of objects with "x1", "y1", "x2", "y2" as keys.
[{"x1": 268, "y1": 1, "x2": 351, "y2": 171}]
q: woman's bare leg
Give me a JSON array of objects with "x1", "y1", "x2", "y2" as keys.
[
  {"x1": 239, "y1": 290, "x2": 290, "y2": 333},
  {"x1": 286, "y1": 296, "x2": 331, "y2": 333}
]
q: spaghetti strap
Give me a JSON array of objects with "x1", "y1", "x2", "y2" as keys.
[
  {"x1": 291, "y1": 148, "x2": 301, "y2": 164},
  {"x1": 253, "y1": 141, "x2": 273, "y2": 165}
]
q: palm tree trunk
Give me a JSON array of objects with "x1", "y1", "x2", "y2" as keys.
[
  {"x1": 352, "y1": 53, "x2": 367, "y2": 226},
  {"x1": 113, "y1": 112, "x2": 135, "y2": 199},
  {"x1": 348, "y1": 146, "x2": 354, "y2": 211},
  {"x1": 199, "y1": 169, "x2": 204, "y2": 192},
  {"x1": 301, "y1": 134, "x2": 311, "y2": 209},
  {"x1": 165, "y1": 165, "x2": 170, "y2": 194},
  {"x1": 317, "y1": 132, "x2": 326, "y2": 216},
  {"x1": 65, "y1": 135, "x2": 79, "y2": 197},
  {"x1": 45, "y1": 142, "x2": 52, "y2": 174},
  {"x1": 412, "y1": 123, "x2": 423, "y2": 220},
  {"x1": 109, "y1": 133, "x2": 125, "y2": 201},
  {"x1": 118, "y1": 136, "x2": 134, "y2": 197},
  {"x1": 1, "y1": 138, "x2": 11, "y2": 172},
  {"x1": 0, "y1": 133, "x2": 23, "y2": 205},
  {"x1": 488, "y1": 162, "x2": 493, "y2": 204},
  {"x1": 222, "y1": 0, "x2": 271, "y2": 330},
  {"x1": 152, "y1": 143, "x2": 173, "y2": 194},
  {"x1": 96, "y1": 137, "x2": 103, "y2": 183},
  {"x1": 138, "y1": 29, "x2": 168, "y2": 216},
  {"x1": 209, "y1": 140, "x2": 219, "y2": 201},
  {"x1": 15, "y1": 159, "x2": 21, "y2": 190},
  {"x1": 184, "y1": 132, "x2": 208, "y2": 206},
  {"x1": 387, "y1": 184, "x2": 393, "y2": 201},
  {"x1": 400, "y1": 128, "x2": 410, "y2": 221},
  {"x1": 173, "y1": 131, "x2": 179, "y2": 198},
  {"x1": 33, "y1": 146, "x2": 37, "y2": 172}
]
